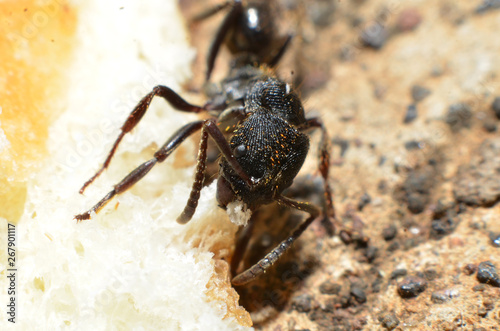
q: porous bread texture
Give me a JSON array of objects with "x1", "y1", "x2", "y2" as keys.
[{"x1": 0, "y1": 0, "x2": 252, "y2": 329}]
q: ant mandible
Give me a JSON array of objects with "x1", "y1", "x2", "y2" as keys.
[{"x1": 75, "y1": 0, "x2": 337, "y2": 286}]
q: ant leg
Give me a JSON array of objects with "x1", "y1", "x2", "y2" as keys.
[
  {"x1": 300, "y1": 118, "x2": 336, "y2": 236},
  {"x1": 268, "y1": 34, "x2": 293, "y2": 68},
  {"x1": 75, "y1": 121, "x2": 204, "y2": 221},
  {"x1": 177, "y1": 118, "x2": 252, "y2": 224},
  {"x1": 206, "y1": 0, "x2": 242, "y2": 81},
  {"x1": 232, "y1": 195, "x2": 321, "y2": 286},
  {"x1": 79, "y1": 85, "x2": 205, "y2": 194},
  {"x1": 230, "y1": 212, "x2": 257, "y2": 276}
]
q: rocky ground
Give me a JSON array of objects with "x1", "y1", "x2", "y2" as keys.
[{"x1": 181, "y1": 0, "x2": 500, "y2": 330}]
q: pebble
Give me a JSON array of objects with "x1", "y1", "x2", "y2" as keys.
[
  {"x1": 403, "y1": 104, "x2": 418, "y2": 124},
  {"x1": 364, "y1": 245, "x2": 378, "y2": 263},
  {"x1": 492, "y1": 96, "x2": 500, "y2": 119},
  {"x1": 411, "y1": 85, "x2": 431, "y2": 102},
  {"x1": 361, "y1": 23, "x2": 388, "y2": 49},
  {"x1": 397, "y1": 9, "x2": 422, "y2": 31},
  {"x1": 431, "y1": 288, "x2": 460, "y2": 304},
  {"x1": 319, "y1": 280, "x2": 341, "y2": 295},
  {"x1": 378, "y1": 313, "x2": 399, "y2": 330},
  {"x1": 430, "y1": 213, "x2": 458, "y2": 239},
  {"x1": 357, "y1": 192, "x2": 371, "y2": 211},
  {"x1": 464, "y1": 264, "x2": 477, "y2": 275},
  {"x1": 397, "y1": 276, "x2": 427, "y2": 298},
  {"x1": 390, "y1": 269, "x2": 407, "y2": 280},
  {"x1": 404, "y1": 140, "x2": 422, "y2": 150},
  {"x1": 476, "y1": 261, "x2": 500, "y2": 287},
  {"x1": 445, "y1": 103, "x2": 472, "y2": 132},
  {"x1": 489, "y1": 232, "x2": 500, "y2": 247},
  {"x1": 382, "y1": 225, "x2": 398, "y2": 241},
  {"x1": 291, "y1": 294, "x2": 313, "y2": 312},
  {"x1": 350, "y1": 286, "x2": 367, "y2": 304},
  {"x1": 475, "y1": 0, "x2": 500, "y2": 14}
]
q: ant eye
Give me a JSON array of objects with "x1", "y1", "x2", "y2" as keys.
[{"x1": 234, "y1": 144, "x2": 247, "y2": 157}]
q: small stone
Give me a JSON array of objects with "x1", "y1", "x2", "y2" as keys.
[
  {"x1": 361, "y1": 23, "x2": 388, "y2": 49},
  {"x1": 492, "y1": 97, "x2": 500, "y2": 119},
  {"x1": 464, "y1": 264, "x2": 477, "y2": 275},
  {"x1": 446, "y1": 103, "x2": 472, "y2": 132},
  {"x1": 398, "y1": 276, "x2": 427, "y2": 298},
  {"x1": 382, "y1": 225, "x2": 398, "y2": 241},
  {"x1": 397, "y1": 9, "x2": 422, "y2": 31},
  {"x1": 473, "y1": 284, "x2": 486, "y2": 292},
  {"x1": 291, "y1": 294, "x2": 313, "y2": 312},
  {"x1": 404, "y1": 140, "x2": 422, "y2": 150},
  {"x1": 357, "y1": 193, "x2": 371, "y2": 211},
  {"x1": 477, "y1": 306, "x2": 488, "y2": 317},
  {"x1": 364, "y1": 246, "x2": 378, "y2": 263},
  {"x1": 477, "y1": 261, "x2": 500, "y2": 287},
  {"x1": 378, "y1": 313, "x2": 399, "y2": 330},
  {"x1": 475, "y1": 0, "x2": 500, "y2": 14},
  {"x1": 403, "y1": 104, "x2": 418, "y2": 124},
  {"x1": 431, "y1": 288, "x2": 460, "y2": 304},
  {"x1": 483, "y1": 121, "x2": 497, "y2": 133},
  {"x1": 319, "y1": 280, "x2": 341, "y2": 295},
  {"x1": 489, "y1": 232, "x2": 500, "y2": 247},
  {"x1": 390, "y1": 269, "x2": 407, "y2": 280},
  {"x1": 350, "y1": 286, "x2": 367, "y2": 304},
  {"x1": 411, "y1": 85, "x2": 431, "y2": 102},
  {"x1": 387, "y1": 241, "x2": 400, "y2": 252}
]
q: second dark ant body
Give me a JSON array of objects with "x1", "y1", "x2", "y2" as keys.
[{"x1": 75, "y1": 0, "x2": 336, "y2": 286}]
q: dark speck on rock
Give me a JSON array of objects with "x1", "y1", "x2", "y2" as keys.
[
  {"x1": 404, "y1": 140, "x2": 422, "y2": 150},
  {"x1": 390, "y1": 268, "x2": 407, "y2": 280},
  {"x1": 477, "y1": 261, "x2": 500, "y2": 287},
  {"x1": 364, "y1": 245, "x2": 378, "y2": 263},
  {"x1": 492, "y1": 96, "x2": 500, "y2": 119},
  {"x1": 357, "y1": 192, "x2": 371, "y2": 211},
  {"x1": 382, "y1": 225, "x2": 397, "y2": 241},
  {"x1": 361, "y1": 22, "x2": 388, "y2": 49},
  {"x1": 350, "y1": 286, "x2": 367, "y2": 304},
  {"x1": 446, "y1": 103, "x2": 472, "y2": 132},
  {"x1": 291, "y1": 294, "x2": 313, "y2": 312},
  {"x1": 464, "y1": 264, "x2": 477, "y2": 275},
  {"x1": 489, "y1": 232, "x2": 500, "y2": 247},
  {"x1": 411, "y1": 85, "x2": 431, "y2": 102},
  {"x1": 403, "y1": 104, "x2": 418, "y2": 124},
  {"x1": 475, "y1": 0, "x2": 500, "y2": 14},
  {"x1": 397, "y1": 276, "x2": 427, "y2": 298}
]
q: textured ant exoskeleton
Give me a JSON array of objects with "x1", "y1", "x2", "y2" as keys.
[
  {"x1": 75, "y1": 0, "x2": 336, "y2": 286},
  {"x1": 191, "y1": 0, "x2": 293, "y2": 81}
]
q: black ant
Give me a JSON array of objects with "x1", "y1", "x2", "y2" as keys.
[{"x1": 75, "y1": 0, "x2": 337, "y2": 286}]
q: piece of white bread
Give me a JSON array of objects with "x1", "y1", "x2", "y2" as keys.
[{"x1": 0, "y1": 0, "x2": 252, "y2": 329}]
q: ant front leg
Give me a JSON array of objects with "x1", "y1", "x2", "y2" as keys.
[
  {"x1": 231, "y1": 195, "x2": 321, "y2": 286},
  {"x1": 75, "y1": 120, "x2": 204, "y2": 221},
  {"x1": 79, "y1": 85, "x2": 205, "y2": 194},
  {"x1": 177, "y1": 118, "x2": 252, "y2": 224}
]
